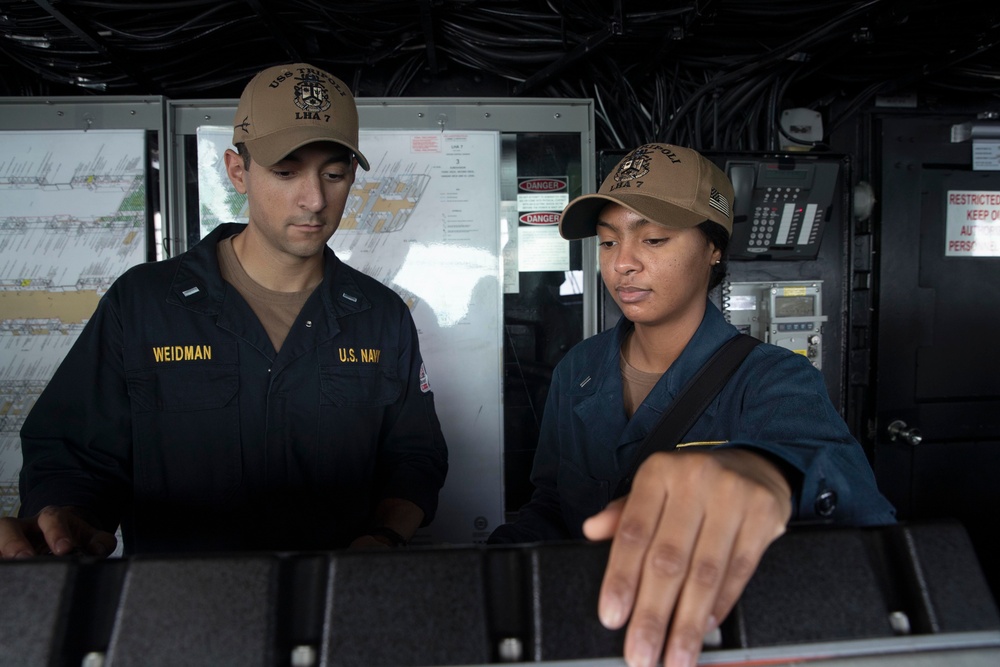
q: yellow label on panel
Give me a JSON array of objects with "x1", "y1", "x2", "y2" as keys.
[
  {"x1": 793, "y1": 349, "x2": 808, "y2": 357},
  {"x1": 783, "y1": 286, "x2": 808, "y2": 296}
]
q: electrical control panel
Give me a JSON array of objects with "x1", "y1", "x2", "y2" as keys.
[{"x1": 723, "y1": 281, "x2": 827, "y2": 369}]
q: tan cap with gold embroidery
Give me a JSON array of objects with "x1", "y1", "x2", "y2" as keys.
[
  {"x1": 559, "y1": 143, "x2": 733, "y2": 239},
  {"x1": 232, "y1": 63, "x2": 369, "y2": 170}
]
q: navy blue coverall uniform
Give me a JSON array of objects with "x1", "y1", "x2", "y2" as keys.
[
  {"x1": 490, "y1": 301, "x2": 894, "y2": 543},
  {"x1": 19, "y1": 223, "x2": 448, "y2": 554}
]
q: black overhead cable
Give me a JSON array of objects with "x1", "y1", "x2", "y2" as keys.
[
  {"x1": 511, "y1": 0, "x2": 623, "y2": 95},
  {"x1": 0, "y1": 0, "x2": 997, "y2": 152},
  {"x1": 419, "y1": 0, "x2": 439, "y2": 75},
  {"x1": 242, "y1": 0, "x2": 304, "y2": 62},
  {"x1": 29, "y1": 0, "x2": 157, "y2": 91}
]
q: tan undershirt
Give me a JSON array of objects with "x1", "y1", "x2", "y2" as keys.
[
  {"x1": 620, "y1": 333, "x2": 664, "y2": 418},
  {"x1": 217, "y1": 235, "x2": 313, "y2": 353}
]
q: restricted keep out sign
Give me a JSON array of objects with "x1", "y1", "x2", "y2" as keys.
[{"x1": 946, "y1": 190, "x2": 1000, "y2": 257}]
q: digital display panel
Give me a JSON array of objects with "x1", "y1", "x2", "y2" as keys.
[{"x1": 774, "y1": 294, "x2": 815, "y2": 317}]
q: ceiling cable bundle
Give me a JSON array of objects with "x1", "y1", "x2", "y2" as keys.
[{"x1": 0, "y1": 0, "x2": 997, "y2": 153}]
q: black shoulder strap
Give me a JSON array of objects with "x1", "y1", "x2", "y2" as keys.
[{"x1": 614, "y1": 334, "x2": 762, "y2": 498}]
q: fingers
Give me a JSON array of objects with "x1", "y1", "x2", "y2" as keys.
[
  {"x1": 617, "y1": 459, "x2": 712, "y2": 667},
  {"x1": 706, "y1": 492, "x2": 788, "y2": 628},
  {"x1": 34, "y1": 506, "x2": 79, "y2": 555},
  {"x1": 4, "y1": 506, "x2": 115, "y2": 559},
  {"x1": 0, "y1": 517, "x2": 37, "y2": 559},
  {"x1": 659, "y1": 500, "x2": 756, "y2": 667},
  {"x1": 596, "y1": 472, "x2": 670, "y2": 633},
  {"x1": 594, "y1": 451, "x2": 792, "y2": 667},
  {"x1": 348, "y1": 535, "x2": 393, "y2": 550},
  {"x1": 582, "y1": 497, "x2": 625, "y2": 542},
  {"x1": 83, "y1": 529, "x2": 117, "y2": 558}
]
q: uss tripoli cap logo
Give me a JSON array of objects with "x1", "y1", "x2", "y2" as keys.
[
  {"x1": 232, "y1": 63, "x2": 370, "y2": 170},
  {"x1": 558, "y1": 143, "x2": 734, "y2": 240}
]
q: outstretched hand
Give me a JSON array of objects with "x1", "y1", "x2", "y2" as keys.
[
  {"x1": 583, "y1": 448, "x2": 792, "y2": 667},
  {"x1": 0, "y1": 506, "x2": 116, "y2": 559}
]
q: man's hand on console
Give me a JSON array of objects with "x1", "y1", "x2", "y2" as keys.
[{"x1": 0, "y1": 505, "x2": 116, "y2": 559}]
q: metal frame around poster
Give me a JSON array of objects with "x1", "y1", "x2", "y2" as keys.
[{"x1": 0, "y1": 96, "x2": 164, "y2": 523}]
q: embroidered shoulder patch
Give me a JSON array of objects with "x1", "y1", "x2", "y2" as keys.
[{"x1": 419, "y1": 363, "x2": 431, "y2": 393}]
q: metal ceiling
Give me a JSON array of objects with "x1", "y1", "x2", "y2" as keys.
[{"x1": 1, "y1": 0, "x2": 999, "y2": 152}]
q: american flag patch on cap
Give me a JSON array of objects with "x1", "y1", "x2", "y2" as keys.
[{"x1": 709, "y1": 187, "x2": 731, "y2": 218}]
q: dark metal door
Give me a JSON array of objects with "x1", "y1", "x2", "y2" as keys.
[{"x1": 872, "y1": 112, "x2": 1000, "y2": 599}]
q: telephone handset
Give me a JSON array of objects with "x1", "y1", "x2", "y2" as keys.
[
  {"x1": 725, "y1": 158, "x2": 840, "y2": 260},
  {"x1": 729, "y1": 163, "x2": 756, "y2": 226}
]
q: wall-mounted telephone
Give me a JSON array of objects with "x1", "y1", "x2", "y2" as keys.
[
  {"x1": 723, "y1": 281, "x2": 827, "y2": 369},
  {"x1": 725, "y1": 158, "x2": 840, "y2": 260}
]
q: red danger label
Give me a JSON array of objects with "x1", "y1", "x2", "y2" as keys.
[
  {"x1": 520, "y1": 212, "x2": 561, "y2": 225},
  {"x1": 519, "y1": 178, "x2": 567, "y2": 192}
]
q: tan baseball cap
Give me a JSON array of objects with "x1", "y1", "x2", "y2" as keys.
[
  {"x1": 559, "y1": 143, "x2": 733, "y2": 240},
  {"x1": 232, "y1": 63, "x2": 370, "y2": 170}
]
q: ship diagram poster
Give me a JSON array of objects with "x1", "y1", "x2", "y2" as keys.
[{"x1": 0, "y1": 129, "x2": 147, "y2": 519}]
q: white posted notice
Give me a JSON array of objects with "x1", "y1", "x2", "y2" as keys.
[{"x1": 945, "y1": 190, "x2": 1000, "y2": 257}]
